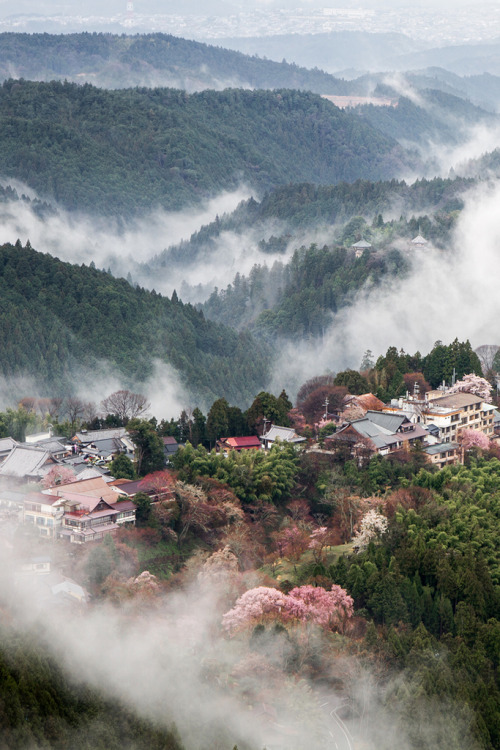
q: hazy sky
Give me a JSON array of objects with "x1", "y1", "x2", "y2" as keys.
[{"x1": 0, "y1": 1, "x2": 483, "y2": 16}]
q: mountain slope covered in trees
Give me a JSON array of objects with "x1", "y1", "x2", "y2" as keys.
[
  {"x1": 0, "y1": 31, "x2": 354, "y2": 94},
  {"x1": 150, "y1": 176, "x2": 470, "y2": 269},
  {"x1": 0, "y1": 79, "x2": 411, "y2": 215},
  {"x1": 0, "y1": 241, "x2": 269, "y2": 406},
  {"x1": 354, "y1": 88, "x2": 498, "y2": 147}
]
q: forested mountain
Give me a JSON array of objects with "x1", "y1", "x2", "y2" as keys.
[
  {"x1": 0, "y1": 31, "x2": 353, "y2": 93},
  {"x1": 354, "y1": 88, "x2": 498, "y2": 148},
  {"x1": 203, "y1": 243, "x2": 407, "y2": 338},
  {"x1": 140, "y1": 176, "x2": 469, "y2": 329},
  {"x1": 0, "y1": 241, "x2": 269, "y2": 406},
  {"x1": 0, "y1": 79, "x2": 411, "y2": 215},
  {"x1": 150, "y1": 176, "x2": 470, "y2": 269},
  {"x1": 351, "y1": 68, "x2": 500, "y2": 113}
]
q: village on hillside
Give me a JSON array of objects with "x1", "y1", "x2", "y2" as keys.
[{"x1": 0, "y1": 371, "x2": 496, "y2": 559}]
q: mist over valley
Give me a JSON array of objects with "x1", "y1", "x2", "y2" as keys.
[{"x1": 0, "y1": 8, "x2": 498, "y2": 750}]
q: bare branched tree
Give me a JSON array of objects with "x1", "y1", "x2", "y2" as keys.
[
  {"x1": 46, "y1": 397, "x2": 63, "y2": 421},
  {"x1": 101, "y1": 390, "x2": 150, "y2": 422},
  {"x1": 82, "y1": 401, "x2": 99, "y2": 424},
  {"x1": 65, "y1": 397, "x2": 86, "y2": 431},
  {"x1": 475, "y1": 344, "x2": 500, "y2": 377}
]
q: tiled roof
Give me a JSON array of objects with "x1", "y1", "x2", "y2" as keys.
[
  {"x1": 222, "y1": 436, "x2": 262, "y2": 449},
  {"x1": 364, "y1": 411, "x2": 408, "y2": 433},
  {"x1": 425, "y1": 442, "x2": 459, "y2": 456},
  {"x1": 73, "y1": 428, "x2": 127, "y2": 444},
  {"x1": 261, "y1": 425, "x2": 306, "y2": 444},
  {"x1": 0, "y1": 437, "x2": 19, "y2": 454},
  {"x1": 0, "y1": 447, "x2": 52, "y2": 478},
  {"x1": 47, "y1": 476, "x2": 120, "y2": 504}
]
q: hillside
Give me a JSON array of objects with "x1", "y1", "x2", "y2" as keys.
[
  {"x1": 354, "y1": 88, "x2": 498, "y2": 148},
  {"x1": 0, "y1": 241, "x2": 270, "y2": 406},
  {"x1": 0, "y1": 31, "x2": 352, "y2": 93},
  {"x1": 147, "y1": 176, "x2": 471, "y2": 274},
  {"x1": 0, "y1": 79, "x2": 411, "y2": 215}
]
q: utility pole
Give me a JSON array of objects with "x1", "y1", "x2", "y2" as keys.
[
  {"x1": 262, "y1": 416, "x2": 270, "y2": 436},
  {"x1": 323, "y1": 396, "x2": 329, "y2": 420}
]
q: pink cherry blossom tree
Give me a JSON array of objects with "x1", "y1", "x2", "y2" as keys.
[
  {"x1": 460, "y1": 428, "x2": 490, "y2": 451},
  {"x1": 287, "y1": 585, "x2": 354, "y2": 631},
  {"x1": 41, "y1": 465, "x2": 77, "y2": 489},
  {"x1": 222, "y1": 584, "x2": 353, "y2": 634},
  {"x1": 273, "y1": 525, "x2": 310, "y2": 564},
  {"x1": 308, "y1": 526, "x2": 334, "y2": 564},
  {"x1": 448, "y1": 373, "x2": 492, "y2": 402},
  {"x1": 222, "y1": 586, "x2": 291, "y2": 633}
]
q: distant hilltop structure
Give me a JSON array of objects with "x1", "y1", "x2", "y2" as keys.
[
  {"x1": 352, "y1": 239, "x2": 372, "y2": 258},
  {"x1": 411, "y1": 235, "x2": 428, "y2": 248},
  {"x1": 322, "y1": 95, "x2": 398, "y2": 109}
]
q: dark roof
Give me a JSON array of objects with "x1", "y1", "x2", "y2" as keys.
[
  {"x1": 110, "y1": 499, "x2": 136, "y2": 512},
  {"x1": 425, "y1": 442, "x2": 459, "y2": 456}
]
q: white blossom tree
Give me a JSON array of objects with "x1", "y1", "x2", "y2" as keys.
[{"x1": 353, "y1": 509, "x2": 388, "y2": 552}]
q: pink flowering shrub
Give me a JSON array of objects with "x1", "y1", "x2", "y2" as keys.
[{"x1": 222, "y1": 584, "x2": 353, "y2": 634}]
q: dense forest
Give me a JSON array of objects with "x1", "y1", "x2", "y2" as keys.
[
  {"x1": 0, "y1": 79, "x2": 410, "y2": 214},
  {"x1": 0, "y1": 241, "x2": 269, "y2": 406},
  {"x1": 0, "y1": 31, "x2": 353, "y2": 93},
  {"x1": 355, "y1": 88, "x2": 498, "y2": 147},
  {"x1": 195, "y1": 200, "x2": 460, "y2": 339},
  {"x1": 0, "y1": 629, "x2": 184, "y2": 750},
  {"x1": 145, "y1": 175, "x2": 468, "y2": 309},
  {"x1": 202, "y1": 244, "x2": 407, "y2": 337}
]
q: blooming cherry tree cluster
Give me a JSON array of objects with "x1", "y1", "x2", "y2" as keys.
[
  {"x1": 222, "y1": 584, "x2": 353, "y2": 634},
  {"x1": 460, "y1": 428, "x2": 490, "y2": 451},
  {"x1": 448, "y1": 373, "x2": 492, "y2": 402},
  {"x1": 353, "y1": 509, "x2": 388, "y2": 552},
  {"x1": 286, "y1": 585, "x2": 354, "y2": 630}
]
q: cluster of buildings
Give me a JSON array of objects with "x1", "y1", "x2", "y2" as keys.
[
  {"x1": 326, "y1": 385, "x2": 498, "y2": 469},
  {"x1": 0, "y1": 427, "x2": 179, "y2": 545}
]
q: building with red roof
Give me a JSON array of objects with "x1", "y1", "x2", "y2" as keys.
[{"x1": 217, "y1": 436, "x2": 262, "y2": 452}]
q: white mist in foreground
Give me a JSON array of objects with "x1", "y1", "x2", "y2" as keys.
[
  {"x1": 1, "y1": 541, "x2": 480, "y2": 750},
  {"x1": 270, "y1": 179, "x2": 500, "y2": 397}
]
